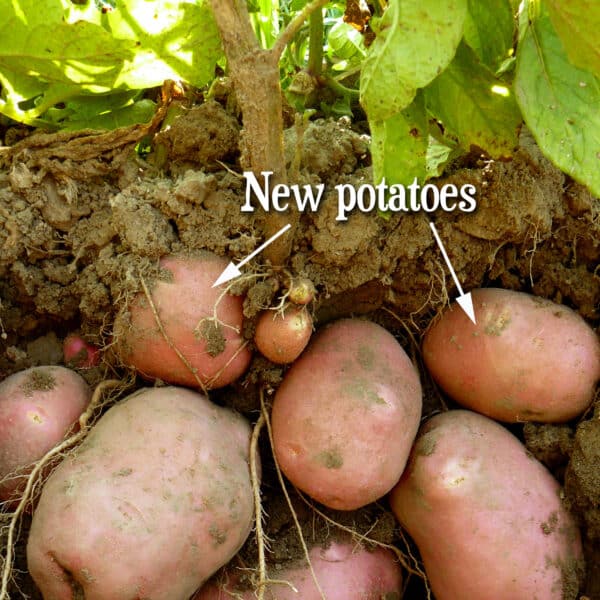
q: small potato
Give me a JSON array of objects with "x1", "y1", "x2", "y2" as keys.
[
  {"x1": 63, "y1": 334, "x2": 100, "y2": 369},
  {"x1": 113, "y1": 252, "x2": 252, "y2": 389},
  {"x1": 423, "y1": 288, "x2": 600, "y2": 422},
  {"x1": 0, "y1": 366, "x2": 91, "y2": 503},
  {"x1": 196, "y1": 540, "x2": 402, "y2": 599},
  {"x1": 27, "y1": 387, "x2": 257, "y2": 600},
  {"x1": 288, "y1": 277, "x2": 316, "y2": 305},
  {"x1": 254, "y1": 306, "x2": 313, "y2": 364},
  {"x1": 390, "y1": 410, "x2": 583, "y2": 600},
  {"x1": 272, "y1": 319, "x2": 422, "y2": 510}
]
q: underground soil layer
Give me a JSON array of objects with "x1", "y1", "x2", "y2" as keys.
[{"x1": 0, "y1": 102, "x2": 598, "y2": 599}]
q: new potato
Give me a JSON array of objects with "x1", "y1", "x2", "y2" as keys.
[
  {"x1": 195, "y1": 540, "x2": 403, "y2": 599},
  {"x1": 390, "y1": 410, "x2": 583, "y2": 600},
  {"x1": 114, "y1": 252, "x2": 251, "y2": 389},
  {"x1": 272, "y1": 319, "x2": 422, "y2": 510},
  {"x1": 27, "y1": 387, "x2": 257, "y2": 600},
  {"x1": 423, "y1": 288, "x2": 600, "y2": 422}
]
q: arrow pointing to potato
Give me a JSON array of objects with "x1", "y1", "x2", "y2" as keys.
[
  {"x1": 429, "y1": 221, "x2": 477, "y2": 324},
  {"x1": 213, "y1": 223, "x2": 292, "y2": 288}
]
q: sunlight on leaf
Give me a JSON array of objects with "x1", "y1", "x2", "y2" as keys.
[{"x1": 515, "y1": 5, "x2": 600, "y2": 196}]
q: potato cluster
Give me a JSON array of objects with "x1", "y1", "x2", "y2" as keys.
[{"x1": 1, "y1": 251, "x2": 598, "y2": 600}]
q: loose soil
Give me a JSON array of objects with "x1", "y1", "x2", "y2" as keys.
[{"x1": 0, "y1": 100, "x2": 598, "y2": 599}]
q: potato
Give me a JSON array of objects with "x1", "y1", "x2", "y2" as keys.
[
  {"x1": 63, "y1": 334, "x2": 100, "y2": 369},
  {"x1": 423, "y1": 287, "x2": 600, "y2": 422},
  {"x1": 195, "y1": 540, "x2": 402, "y2": 599},
  {"x1": 272, "y1": 319, "x2": 422, "y2": 510},
  {"x1": 27, "y1": 386, "x2": 257, "y2": 600},
  {"x1": 114, "y1": 252, "x2": 252, "y2": 389},
  {"x1": 0, "y1": 366, "x2": 91, "y2": 503},
  {"x1": 254, "y1": 306, "x2": 313, "y2": 364},
  {"x1": 390, "y1": 410, "x2": 584, "y2": 600}
]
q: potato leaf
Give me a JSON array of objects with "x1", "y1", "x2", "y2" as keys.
[
  {"x1": 360, "y1": 0, "x2": 467, "y2": 122},
  {"x1": 425, "y1": 43, "x2": 521, "y2": 158},
  {"x1": 546, "y1": 0, "x2": 600, "y2": 75},
  {"x1": 0, "y1": 0, "x2": 221, "y2": 126},
  {"x1": 515, "y1": 7, "x2": 600, "y2": 196},
  {"x1": 370, "y1": 92, "x2": 428, "y2": 186},
  {"x1": 463, "y1": 0, "x2": 515, "y2": 72}
]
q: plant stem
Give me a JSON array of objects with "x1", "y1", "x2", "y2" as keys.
[
  {"x1": 208, "y1": 0, "x2": 329, "y2": 266},
  {"x1": 208, "y1": 0, "x2": 291, "y2": 265},
  {"x1": 272, "y1": 0, "x2": 329, "y2": 60},
  {"x1": 307, "y1": 8, "x2": 324, "y2": 77}
]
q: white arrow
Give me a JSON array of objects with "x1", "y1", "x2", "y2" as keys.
[
  {"x1": 213, "y1": 223, "x2": 292, "y2": 288},
  {"x1": 429, "y1": 221, "x2": 477, "y2": 324}
]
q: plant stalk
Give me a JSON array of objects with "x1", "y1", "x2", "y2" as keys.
[{"x1": 208, "y1": 0, "x2": 329, "y2": 266}]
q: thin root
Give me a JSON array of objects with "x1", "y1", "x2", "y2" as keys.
[
  {"x1": 140, "y1": 275, "x2": 209, "y2": 395},
  {"x1": 250, "y1": 412, "x2": 267, "y2": 600},
  {"x1": 259, "y1": 389, "x2": 326, "y2": 600}
]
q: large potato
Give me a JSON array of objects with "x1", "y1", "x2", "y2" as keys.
[
  {"x1": 196, "y1": 540, "x2": 403, "y2": 599},
  {"x1": 272, "y1": 319, "x2": 422, "y2": 510},
  {"x1": 114, "y1": 252, "x2": 252, "y2": 389},
  {"x1": 390, "y1": 410, "x2": 584, "y2": 600},
  {"x1": 0, "y1": 366, "x2": 91, "y2": 503},
  {"x1": 27, "y1": 387, "x2": 257, "y2": 600},
  {"x1": 423, "y1": 287, "x2": 600, "y2": 422}
]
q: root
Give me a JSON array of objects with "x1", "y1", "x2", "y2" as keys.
[
  {"x1": 259, "y1": 388, "x2": 326, "y2": 600},
  {"x1": 524, "y1": 219, "x2": 542, "y2": 288},
  {"x1": 249, "y1": 412, "x2": 268, "y2": 600},
  {"x1": 206, "y1": 339, "x2": 249, "y2": 390},
  {"x1": 0, "y1": 379, "x2": 123, "y2": 600},
  {"x1": 140, "y1": 275, "x2": 209, "y2": 395}
]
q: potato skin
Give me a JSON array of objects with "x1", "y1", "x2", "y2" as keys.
[
  {"x1": 272, "y1": 319, "x2": 422, "y2": 510},
  {"x1": 254, "y1": 306, "x2": 312, "y2": 364},
  {"x1": 196, "y1": 541, "x2": 402, "y2": 599},
  {"x1": 0, "y1": 366, "x2": 91, "y2": 502},
  {"x1": 423, "y1": 288, "x2": 600, "y2": 422},
  {"x1": 390, "y1": 410, "x2": 584, "y2": 600},
  {"x1": 114, "y1": 253, "x2": 251, "y2": 389},
  {"x1": 27, "y1": 387, "x2": 256, "y2": 600}
]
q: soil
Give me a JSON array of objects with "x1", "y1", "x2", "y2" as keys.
[{"x1": 0, "y1": 99, "x2": 599, "y2": 599}]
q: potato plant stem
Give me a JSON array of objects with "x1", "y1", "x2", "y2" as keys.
[
  {"x1": 307, "y1": 8, "x2": 324, "y2": 77},
  {"x1": 207, "y1": 0, "x2": 328, "y2": 266}
]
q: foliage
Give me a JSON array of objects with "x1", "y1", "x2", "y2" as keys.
[
  {"x1": 0, "y1": 0, "x2": 599, "y2": 197},
  {"x1": 0, "y1": 0, "x2": 221, "y2": 127}
]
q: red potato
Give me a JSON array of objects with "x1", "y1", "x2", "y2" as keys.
[
  {"x1": 423, "y1": 287, "x2": 600, "y2": 422},
  {"x1": 272, "y1": 319, "x2": 422, "y2": 510},
  {"x1": 254, "y1": 306, "x2": 313, "y2": 364},
  {"x1": 113, "y1": 252, "x2": 252, "y2": 389},
  {"x1": 390, "y1": 410, "x2": 584, "y2": 600},
  {"x1": 27, "y1": 386, "x2": 257, "y2": 600},
  {"x1": 195, "y1": 540, "x2": 402, "y2": 599},
  {"x1": 63, "y1": 334, "x2": 100, "y2": 368},
  {"x1": 0, "y1": 366, "x2": 91, "y2": 503}
]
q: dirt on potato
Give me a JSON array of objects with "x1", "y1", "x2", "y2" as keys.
[{"x1": 0, "y1": 99, "x2": 598, "y2": 600}]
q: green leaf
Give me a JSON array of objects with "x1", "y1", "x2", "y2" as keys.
[
  {"x1": 515, "y1": 7, "x2": 600, "y2": 196},
  {"x1": 546, "y1": 0, "x2": 600, "y2": 75},
  {"x1": 463, "y1": 0, "x2": 515, "y2": 72},
  {"x1": 0, "y1": 0, "x2": 222, "y2": 125},
  {"x1": 327, "y1": 21, "x2": 365, "y2": 62},
  {"x1": 360, "y1": 0, "x2": 467, "y2": 121},
  {"x1": 425, "y1": 43, "x2": 521, "y2": 158},
  {"x1": 370, "y1": 92, "x2": 428, "y2": 186},
  {"x1": 52, "y1": 99, "x2": 157, "y2": 131},
  {"x1": 102, "y1": 0, "x2": 222, "y2": 89},
  {"x1": 426, "y1": 136, "x2": 459, "y2": 177}
]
